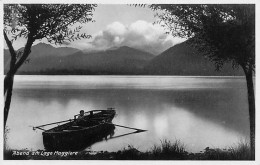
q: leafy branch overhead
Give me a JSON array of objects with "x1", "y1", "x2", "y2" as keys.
[
  {"x1": 150, "y1": 4, "x2": 255, "y2": 71},
  {"x1": 4, "y1": 4, "x2": 97, "y2": 44}
]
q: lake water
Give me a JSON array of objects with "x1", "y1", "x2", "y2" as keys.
[{"x1": 6, "y1": 76, "x2": 249, "y2": 153}]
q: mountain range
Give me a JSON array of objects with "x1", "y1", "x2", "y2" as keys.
[
  {"x1": 4, "y1": 42, "x2": 244, "y2": 76},
  {"x1": 144, "y1": 41, "x2": 244, "y2": 76}
]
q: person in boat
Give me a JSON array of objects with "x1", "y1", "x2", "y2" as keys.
[
  {"x1": 77, "y1": 110, "x2": 85, "y2": 120},
  {"x1": 75, "y1": 110, "x2": 95, "y2": 126},
  {"x1": 74, "y1": 110, "x2": 87, "y2": 126}
]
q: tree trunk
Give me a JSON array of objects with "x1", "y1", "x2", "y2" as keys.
[
  {"x1": 4, "y1": 74, "x2": 14, "y2": 128},
  {"x1": 3, "y1": 35, "x2": 34, "y2": 128},
  {"x1": 243, "y1": 66, "x2": 255, "y2": 160}
]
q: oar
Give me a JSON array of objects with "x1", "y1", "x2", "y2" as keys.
[
  {"x1": 113, "y1": 124, "x2": 147, "y2": 132},
  {"x1": 110, "y1": 130, "x2": 146, "y2": 140},
  {"x1": 33, "y1": 119, "x2": 74, "y2": 130},
  {"x1": 103, "y1": 122, "x2": 147, "y2": 132}
]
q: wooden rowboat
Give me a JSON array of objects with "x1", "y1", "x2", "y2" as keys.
[
  {"x1": 34, "y1": 108, "x2": 146, "y2": 151},
  {"x1": 39, "y1": 109, "x2": 116, "y2": 151}
]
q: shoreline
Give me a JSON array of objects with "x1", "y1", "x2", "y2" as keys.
[{"x1": 4, "y1": 140, "x2": 252, "y2": 160}]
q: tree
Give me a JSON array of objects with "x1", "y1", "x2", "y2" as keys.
[
  {"x1": 149, "y1": 4, "x2": 255, "y2": 159},
  {"x1": 4, "y1": 4, "x2": 97, "y2": 128}
]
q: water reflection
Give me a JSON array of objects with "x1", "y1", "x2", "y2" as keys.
[{"x1": 7, "y1": 76, "x2": 249, "y2": 152}]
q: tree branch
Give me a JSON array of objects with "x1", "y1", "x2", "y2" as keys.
[
  {"x1": 4, "y1": 31, "x2": 17, "y2": 95},
  {"x1": 13, "y1": 35, "x2": 35, "y2": 73},
  {"x1": 4, "y1": 31, "x2": 16, "y2": 58}
]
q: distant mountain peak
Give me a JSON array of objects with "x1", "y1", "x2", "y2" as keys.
[
  {"x1": 106, "y1": 45, "x2": 133, "y2": 51},
  {"x1": 34, "y1": 42, "x2": 78, "y2": 50},
  {"x1": 34, "y1": 42, "x2": 54, "y2": 47},
  {"x1": 111, "y1": 46, "x2": 154, "y2": 56},
  {"x1": 117, "y1": 45, "x2": 132, "y2": 49}
]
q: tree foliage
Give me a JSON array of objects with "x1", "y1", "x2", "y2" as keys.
[
  {"x1": 150, "y1": 4, "x2": 255, "y2": 71},
  {"x1": 4, "y1": 4, "x2": 96, "y2": 44}
]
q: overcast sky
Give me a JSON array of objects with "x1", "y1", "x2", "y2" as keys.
[{"x1": 6, "y1": 4, "x2": 186, "y2": 55}]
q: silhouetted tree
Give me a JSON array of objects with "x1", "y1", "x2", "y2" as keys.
[
  {"x1": 150, "y1": 4, "x2": 255, "y2": 159},
  {"x1": 4, "y1": 4, "x2": 97, "y2": 128}
]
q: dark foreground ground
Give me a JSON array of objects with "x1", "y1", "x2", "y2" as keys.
[{"x1": 4, "y1": 140, "x2": 252, "y2": 160}]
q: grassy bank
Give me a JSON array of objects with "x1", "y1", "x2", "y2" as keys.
[{"x1": 4, "y1": 139, "x2": 252, "y2": 160}]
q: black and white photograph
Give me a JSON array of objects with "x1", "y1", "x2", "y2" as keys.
[{"x1": 2, "y1": 0, "x2": 258, "y2": 162}]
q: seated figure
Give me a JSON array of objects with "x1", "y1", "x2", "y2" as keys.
[
  {"x1": 78, "y1": 110, "x2": 85, "y2": 120},
  {"x1": 76, "y1": 110, "x2": 86, "y2": 126}
]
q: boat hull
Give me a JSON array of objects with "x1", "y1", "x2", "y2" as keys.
[{"x1": 42, "y1": 123, "x2": 115, "y2": 151}]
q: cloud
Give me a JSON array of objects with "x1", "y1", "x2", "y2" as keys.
[{"x1": 80, "y1": 20, "x2": 186, "y2": 55}]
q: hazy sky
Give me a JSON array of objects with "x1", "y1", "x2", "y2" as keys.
[{"x1": 6, "y1": 4, "x2": 186, "y2": 55}]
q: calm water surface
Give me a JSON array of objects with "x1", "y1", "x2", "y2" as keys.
[{"x1": 7, "y1": 76, "x2": 249, "y2": 152}]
